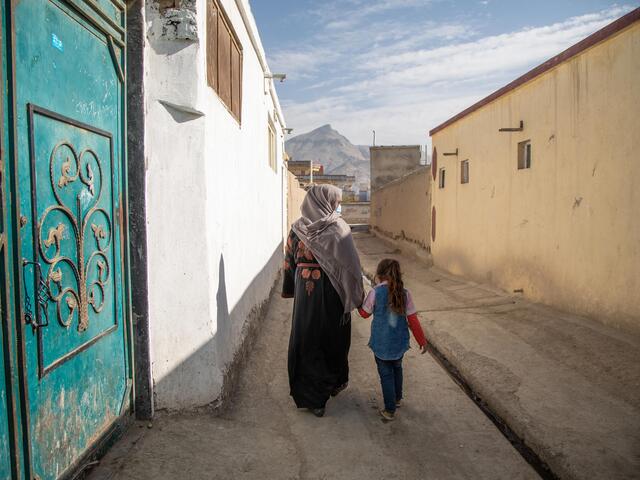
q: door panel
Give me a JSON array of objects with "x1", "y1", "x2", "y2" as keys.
[
  {"x1": 1, "y1": 247, "x2": 12, "y2": 480},
  {"x1": 27, "y1": 106, "x2": 120, "y2": 377},
  {"x1": 1, "y1": 4, "x2": 17, "y2": 477},
  {"x1": 11, "y1": 0, "x2": 129, "y2": 478}
]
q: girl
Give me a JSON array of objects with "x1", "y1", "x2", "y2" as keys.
[{"x1": 358, "y1": 259, "x2": 427, "y2": 421}]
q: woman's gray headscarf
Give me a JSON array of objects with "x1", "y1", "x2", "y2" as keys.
[{"x1": 292, "y1": 184, "x2": 364, "y2": 314}]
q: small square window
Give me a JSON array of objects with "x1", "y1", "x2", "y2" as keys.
[
  {"x1": 461, "y1": 160, "x2": 469, "y2": 184},
  {"x1": 518, "y1": 140, "x2": 532, "y2": 169},
  {"x1": 438, "y1": 168, "x2": 446, "y2": 189}
]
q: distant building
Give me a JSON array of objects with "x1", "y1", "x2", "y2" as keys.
[
  {"x1": 429, "y1": 8, "x2": 640, "y2": 331},
  {"x1": 287, "y1": 160, "x2": 358, "y2": 200},
  {"x1": 287, "y1": 160, "x2": 324, "y2": 177},
  {"x1": 342, "y1": 191, "x2": 359, "y2": 203},
  {"x1": 369, "y1": 166, "x2": 431, "y2": 258},
  {"x1": 370, "y1": 145, "x2": 422, "y2": 190},
  {"x1": 341, "y1": 201, "x2": 371, "y2": 225},
  {"x1": 296, "y1": 173, "x2": 356, "y2": 193}
]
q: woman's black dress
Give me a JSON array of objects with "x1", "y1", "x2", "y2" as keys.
[{"x1": 283, "y1": 229, "x2": 351, "y2": 409}]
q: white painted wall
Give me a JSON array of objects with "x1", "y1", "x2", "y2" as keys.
[{"x1": 144, "y1": 0, "x2": 287, "y2": 410}]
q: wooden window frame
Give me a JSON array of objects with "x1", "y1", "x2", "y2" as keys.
[
  {"x1": 268, "y1": 118, "x2": 277, "y2": 172},
  {"x1": 461, "y1": 160, "x2": 469, "y2": 184},
  {"x1": 517, "y1": 140, "x2": 532, "y2": 170},
  {"x1": 207, "y1": 0, "x2": 243, "y2": 123}
]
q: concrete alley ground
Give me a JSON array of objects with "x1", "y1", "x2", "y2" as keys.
[
  {"x1": 355, "y1": 233, "x2": 640, "y2": 480},
  {"x1": 88, "y1": 271, "x2": 536, "y2": 479}
]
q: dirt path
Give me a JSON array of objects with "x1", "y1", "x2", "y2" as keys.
[{"x1": 89, "y1": 282, "x2": 536, "y2": 480}]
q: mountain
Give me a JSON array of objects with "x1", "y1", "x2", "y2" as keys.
[
  {"x1": 357, "y1": 145, "x2": 371, "y2": 159},
  {"x1": 285, "y1": 124, "x2": 370, "y2": 187}
]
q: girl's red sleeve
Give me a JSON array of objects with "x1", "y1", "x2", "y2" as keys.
[{"x1": 407, "y1": 313, "x2": 427, "y2": 347}]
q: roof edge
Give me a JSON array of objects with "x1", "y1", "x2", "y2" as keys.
[{"x1": 429, "y1": 7, "x2": 640, "y2": 137}]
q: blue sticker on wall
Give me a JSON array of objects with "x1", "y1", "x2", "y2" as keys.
[{"x1": 51, "y1": 33, "x2": 63, "y2": 52}]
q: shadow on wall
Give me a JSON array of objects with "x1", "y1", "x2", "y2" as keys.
[
  {"x1": 153, "y1": 242, "x2": 284, "y2": 412},
  {"x1": 159, "y1": 101, "x2": 205, "y2": 123}
]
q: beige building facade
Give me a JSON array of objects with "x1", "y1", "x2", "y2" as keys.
[
  {"x1": 429, "y1": 9, "x2": 640, "y2": 331},
  {"x1": 370, "y1": 167, "x2": 431, "y2": 258},
  {"x1": 370, "y1": 145, "x2": 422, "y2": 190},
  {"x1": 286, "y1": 170, "x2": 307, "y2": 232},
  {"x1": 341, "y1": 202, "x2": 371, "y2": 225}
]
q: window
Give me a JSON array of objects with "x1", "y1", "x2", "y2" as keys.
[
  {"x1": 461, "y1": 160, "x2": 469, "y2": 184},
  {"x1": 518, "y1": 140, "x2": 532, "y2": 169},
  {"x1": 268, "y1": 122, "x2": 277, "y2": 171},
  {"x1": 438, "y1": 168, "x2": 446, "y2": 189},
  {"x1": 207, "y1": 0, "x2": 243, "y2": 121}
]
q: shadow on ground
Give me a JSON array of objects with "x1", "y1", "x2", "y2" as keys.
[{"x1": 89, "y1": 276, "x2": 535, "y2": 480}]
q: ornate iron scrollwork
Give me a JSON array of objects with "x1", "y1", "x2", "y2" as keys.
[{"x1": 38, "y1": 141, "x2": 112, "y2": 332}]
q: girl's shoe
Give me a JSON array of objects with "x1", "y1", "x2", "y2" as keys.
[
  {"x1": 331, "y1": 382, "x2": 348, "y2": 397},
  {"x1": 310, "y1": 407, "x2": 325, "y2": 417},
  {"x1": 395, "y1": 399, "x2": 402, "y2": 408},
  {"x1": 379, "y1": 409, "x2": 395, "y2": 421}
]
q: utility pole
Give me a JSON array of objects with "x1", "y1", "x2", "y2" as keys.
[
  {"x1": 372, "y1": 130, "x2": 376, "y2": 146},
  {"x1": 310, "y1": 159, "x2": 314, "y2": 184}
]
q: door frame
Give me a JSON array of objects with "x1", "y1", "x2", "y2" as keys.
[
  {"x1": 2, "y1": 0, "x2": 138, "y2": 477},
  {"x1": 1, "y1": 3, "x2": 22, "y2": 477},
  {"x1": 126, "y1": 0, "x2": 153, "y2": 422}
]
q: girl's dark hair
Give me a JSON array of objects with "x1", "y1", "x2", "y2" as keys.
[{"x1": 376, "y1": 259, "x2": 405, "y2": 314}]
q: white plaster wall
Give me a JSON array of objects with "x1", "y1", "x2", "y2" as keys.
[{"x1": 144, "y1": 0, "x2": 287, "y2": 410}]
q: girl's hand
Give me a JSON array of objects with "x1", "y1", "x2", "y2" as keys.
[{"x1": 420, "y1": 344, "x2": 428, "y2": 355}]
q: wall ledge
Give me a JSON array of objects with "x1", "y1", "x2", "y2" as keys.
[
  {"x1": 370, "y1": 228, "x2": 433, "y2": 266},
  {"x1": 372, "y1": 165, "x2": 430, "y2": 193}
]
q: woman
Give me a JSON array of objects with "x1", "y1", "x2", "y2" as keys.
[{"x1": 282, "y1": 184, "x2": 364, "y2": 417}]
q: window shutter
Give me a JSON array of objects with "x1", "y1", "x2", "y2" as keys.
[
  {"x1": 231, "y1": 44, "x2": 241, "y2": 119},
  {"x1": 206, "y1": 1, "x2": 218, "y2": 90},
  {"x1": 206, "y1": 0, "x2": 243, "y2": 122},
  {"x1": 431, "y1": 206, "x2": 437, "y2": 242},
  {"x1": 431, "y1": 147, "x2": 437, "y2": 180},
  {"x1": 218, "y1": 17, "x2": 232, "y2": 108}
]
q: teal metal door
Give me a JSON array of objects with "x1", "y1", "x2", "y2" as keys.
[
  {"x1": 2, "y1": 5, "x2": 22, "y2": 478},
  {"x1": 0, "y1": 311, "x2": 12, "y2": 480},
  {"x1": 1, "y1": 259, "x2": 13, "y2": 480},
  {"x1": 2, "y1": 0, "x2": 131, "y2": 478},
  {"x1": 1, "y1": 227, "x2": 17, "y2": 478}
]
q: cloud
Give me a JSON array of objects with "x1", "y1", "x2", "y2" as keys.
[
  {"x1": 311, "y1": 0, "x2": 438, "y2": 25},
  {"x1": 343, "y1": 9, "x2": 629, "y2": 92},
  {"x1": 268, "y1": 18, "x2": 470, "y2": 81},
  {"x1": 268, "y1": 48, "x2": 339, "y2": 79},
  {"x1": 272, "y1": 5, "x2": 635, "y2": 145}
]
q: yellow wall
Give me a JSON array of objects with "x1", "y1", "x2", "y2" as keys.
[
  {"x1": 342, "y1": 202, "x2": 370, "y2": 224},
  {"x1": 431, "y1": 22, "x2": 640, "y2": 331},
  {"x1": 371, "y1": 167, "x2": 431, "y2": 249},
  {"x1": 287, "y1": 171, "x2": 306, "y2": 232}
]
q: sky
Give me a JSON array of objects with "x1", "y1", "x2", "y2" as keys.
[{"x1": 251, "y1": 0, "x2": 638, "y2": 146}]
